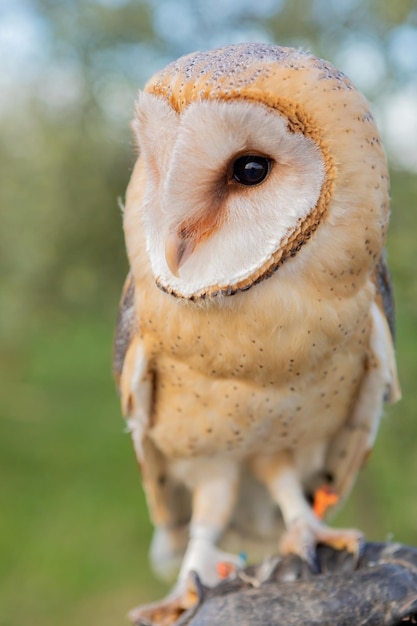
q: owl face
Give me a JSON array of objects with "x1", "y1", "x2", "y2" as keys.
[
  {"x1": 127, "y1": 44, "x2": 389, "y2": 301},
  {"x1": 134, "y1": 94, "x2": 325, "y2": 299}
]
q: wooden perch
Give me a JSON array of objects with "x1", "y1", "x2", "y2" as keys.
[{"x1": 143, "y1": 542, "x2": 417, "y2": 626}]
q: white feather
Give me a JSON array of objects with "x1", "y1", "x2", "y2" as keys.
[{"x1": 133, "y1": 95, "x2": 325, "y2": 298}]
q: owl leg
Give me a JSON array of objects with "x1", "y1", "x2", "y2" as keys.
[
  {"x1": 177, "y1": 465, "x2": 244, "y2": 584},
  {"x1": 252, "y1": 451, "x2": 363, "y2": 566},
  {"x1": 131, "y1": 437, "x2": 190, "y2": 584},
  {"x1": 129, "y1": 460, "x2": 244, "y2": 625}
]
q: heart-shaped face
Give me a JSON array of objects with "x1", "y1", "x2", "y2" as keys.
[{"x1": 125, "y1": 43, "x2": 389, "y2": 301}]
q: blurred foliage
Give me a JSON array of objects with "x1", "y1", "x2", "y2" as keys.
[{"x1": 1, "y1": 0, "x2": 417, "y2": 624}]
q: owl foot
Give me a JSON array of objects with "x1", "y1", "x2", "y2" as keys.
[
  {"x1": 279, "y1": 515, "x2": 364, "y2": 571},
  {"x1": 128, "y1": 572, "x2": 202, "y2": 626},
  {"x1": 130, "y1": 541, "x2": 245, "y2": 626}
]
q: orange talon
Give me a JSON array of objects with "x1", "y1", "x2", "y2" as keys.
[
  {"x1": 216, "y1": 561, "x2": 236, "y2": 579},
  {"x1": 313, "y1": 484, "x2": 339, "y2": 519}
]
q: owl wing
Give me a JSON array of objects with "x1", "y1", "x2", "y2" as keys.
[
  {"x1": 374, "y1": 252, "x2": 395, "y2": 339},
  {"x1": 113, "y1": 272, "x2": 136, "y2": 392},
  {"x1": 113, "y1": 274, "x2": 191, "y2": 535},
  {"x1": 371, "y1": 251, "x2": 401, "y2": 403},
  {"x1": 373, "y1": 252, "x2": 397, "y2": 380},
  {"x1": 325, "y1": 252, "x2": 401, "y2": 507}
]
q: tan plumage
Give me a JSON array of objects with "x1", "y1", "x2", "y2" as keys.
[{"x1": 114, "y1": 43, "x2": 400, "y2": 624}]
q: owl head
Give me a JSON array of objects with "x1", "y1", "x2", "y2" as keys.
[{"x1": 124, "y1": 44, "x2": 389, "y2": 302}]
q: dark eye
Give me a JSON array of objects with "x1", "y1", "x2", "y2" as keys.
[{"x1": 232, "y1": 155, "x2": 271, "y2": 186}]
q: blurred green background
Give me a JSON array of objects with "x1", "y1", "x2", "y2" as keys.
[{"x1": 1, "y1": 1, "x2": 417, "y2": 624}]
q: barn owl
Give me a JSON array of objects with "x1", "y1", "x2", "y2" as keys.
[{"x1": 114, "y1": 43, "x2": 400, "y2": 625}]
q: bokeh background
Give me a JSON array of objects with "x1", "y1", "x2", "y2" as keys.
[{"x1": 1, "y1": 1, "x2": 417, "y2": 624}]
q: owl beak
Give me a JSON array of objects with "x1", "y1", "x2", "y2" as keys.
[{"x1": 165, "y1": 232, "x2": 196, "y2": 278}]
